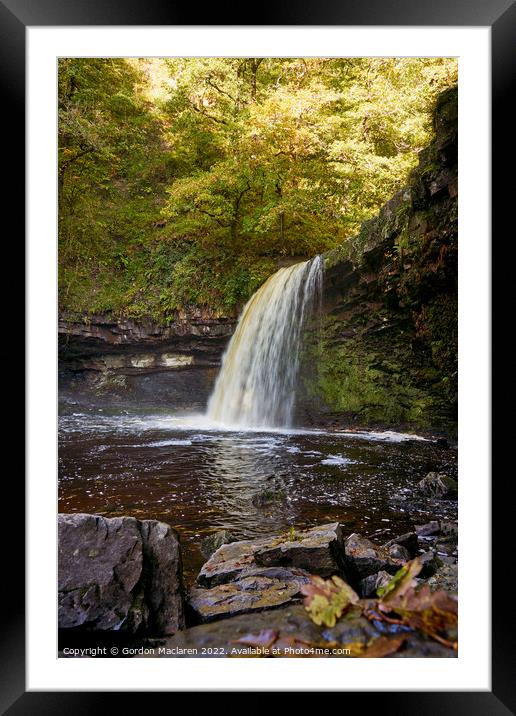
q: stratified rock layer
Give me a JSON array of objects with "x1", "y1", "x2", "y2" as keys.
[
  {"x1": 191, "y1": 523, "x2": 346, "y2": 622},
  {"x1": 197, "y1": 523, "x2": 345, "y2": 588},
  {"x1": 189, "y1": 566, "x2": 311, "y2": 622}
]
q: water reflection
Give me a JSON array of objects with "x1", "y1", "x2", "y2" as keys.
[{"x1": 58, "y1": 409, "x2": 457, "y2": 581}]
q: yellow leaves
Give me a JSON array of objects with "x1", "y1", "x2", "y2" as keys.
[
  {"x1": 375, "y1": 557, "x2": 458, "y2": 649},
  {"x1": 301, "y1": 560, "x2": 458, "y2": 652},
  {"x1": 300, "y1": 575, "x2": 359, "y2": 627},
  {"x1": 379, "y1": 582, "x2": 458, "y2": 650},
  {"x1": 377, "y1": 555, "x2": 423, "y2": 601}
]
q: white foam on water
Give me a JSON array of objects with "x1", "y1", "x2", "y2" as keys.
[
  {"x1": 321, "y1": 454, "x2": 355, "y2": 466},
  {"x1": 336, "y1": 429, "x2": 428, "y2": 443},
  {"x1": 146, "y1": 439, "x2": 193, "y2": 447},
  {"x1": 60, "y1": 411, "x2": 430, "y2": 444}
]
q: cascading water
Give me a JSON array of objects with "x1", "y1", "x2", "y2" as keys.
[{"x1": 207, "y1": 255, "x2": 324, "y2": 428}]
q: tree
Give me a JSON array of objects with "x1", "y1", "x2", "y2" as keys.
[{"x1": 58, "y1": 57, "x2": 457, "y2": 321}]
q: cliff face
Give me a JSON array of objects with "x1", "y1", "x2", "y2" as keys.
[
  {"x1": 58, "y1": 311, "x2": 236, "y2": 410},
  {"x1": 298, "y1": 87, "x2": 458, "y2": 436},
  {"x1": 59, "y1": 311, "x2": 235, "y2": 367}
]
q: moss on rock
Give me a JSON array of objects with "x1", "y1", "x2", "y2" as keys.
[{"x1": 299, "y1": 87, "x2": 457, "y2": 436}]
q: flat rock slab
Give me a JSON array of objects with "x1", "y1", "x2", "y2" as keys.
[
  {"x1": 197, "y1": 523, "x2": 345, "y2": 588},
  {"x1": 58, "y1": 513, "x2": 184, "y2": 635},
  {"x1": 138, "y1": 605, "x2": 456, "y2": 658},
  {"x1": 189, "y1": 566, "x2": 311, "y2": 622},
  {"x1": 255, "y1": 523, "x2": 345, "y2": 575}
]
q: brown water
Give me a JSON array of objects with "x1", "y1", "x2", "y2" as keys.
[{"x1": 58, "y1": 406, "x2": 457, "y2": 583}]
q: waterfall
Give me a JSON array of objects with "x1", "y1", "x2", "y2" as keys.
[{"x1": 207, "y1": 255, "x2": 323, "y2": 428}]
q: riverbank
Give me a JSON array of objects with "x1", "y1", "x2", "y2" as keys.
[{"x1": 58, "y1": 511, "x2": 457, "y2": 658}]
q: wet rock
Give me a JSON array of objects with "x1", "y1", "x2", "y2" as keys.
[
  {"x1": 321, "y1": 615, "x2": 382, "y2": 645},
  {"x1": 139, "y1": 519, "x2": 185, "y2": 635},
  {"x1": 344, "y1": 533, "x2": 405, "y2": 581},
  {"x1": 415, "y1": 521, "x2": 441, "y2": 537},
  {"x1": 418, "y1": 551, "x2": 442, "y2": 578},
  {"x1": 418, "y1": 472, "x2": 458, "y2": 499},
  {"x1": 188, "y1": 566, "x2": 311, "y2": 622},
  {"x1": 440, "y1": 520, "x2": 458, "y2": 536},
  {"x1": 439, "y1": 555, "x2": 458, "y2": 566},
  {"x1": 58, "y1": 513, "x2": 184, "y2": 635},
  {"x1": 251, "y1": 486, "x2": 286, "y2": 507},
  {"x1": 434, "y1": 535, "x2": 458, "y2": 557},
  {"x1": 137, "y1": 604, "x2": 457, "y2": 658},
  {"x1": 359, "y1": 570, "x2": 393, "y2": 598},
  {"x1": 139, "y1": 605, "x2": 324, "y2": 657},
  {"x1": 426, "y1": 563, "x2": 458, "y2": 592},
  {"x1": 255, "y1": 523, "x2": 346, "y2": 576},
  {"x1": 386, "y1": 543, "x2": 411, "y2": 562},
  {"x1": 200, "y1": 530, "x2": 238, "y2": 560},
  {"x1": 197, "y1": 523, "x2": 346, "y2": 588},
  {"x1": 389, "y1": 633, "x2": 456, "y2": 658},
  {"x1": 197, "y1": 535, "x2": 271, "y2": 587},
  {"x1": 383, "y1": 532, "x2": 419, "y2": 558}
]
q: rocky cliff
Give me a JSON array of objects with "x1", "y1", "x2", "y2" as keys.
[
  {"x1": 58, "y1": 311, "x2": 236, "y2": 409},
  {"x1": 298, "y1": 87, "x2": 458, "y2": 436}
]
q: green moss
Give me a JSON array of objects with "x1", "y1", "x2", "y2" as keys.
[{"x1": 304, "y1": 335, "x2": 433, "y2": 428}]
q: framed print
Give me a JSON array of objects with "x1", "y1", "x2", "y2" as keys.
[{"x1": 5, "y1": 0, "x2": 511, "y2": 709}]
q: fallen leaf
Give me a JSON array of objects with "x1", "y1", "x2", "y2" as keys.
[
  {"x1": 379, "y1": 584, "x2": 458, "y2": 647},
  {"x1": 301, "y1": 575, "x2": 360, "y2": 627},
  {"x1": 377, "y1": 557, "x2": 423, "y2": 602}
]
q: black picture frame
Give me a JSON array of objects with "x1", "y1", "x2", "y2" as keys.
[{"x1": 6, "y1": 0, "x2": 511, "y2": 710}]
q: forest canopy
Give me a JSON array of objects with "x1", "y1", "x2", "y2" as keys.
[{"x1": 58, "y1": 57, "x2": 457, "y2": 322}]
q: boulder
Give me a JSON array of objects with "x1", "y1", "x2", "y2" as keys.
[
  {"x1": 251, "y1": 486, "x2": 287, "y2": 508},
  {"x1": 386, "y1": 543, "x2": 411, "y2": 562},
  {"x1": 418, "y1": 550, "x2": 442, "y2": 578},
  {"x1": 138, "y1": 605, "x2": 325, "y2": 657},
  {"x1": 359, "y1": 570, "x2": 393, "y2": 598},
  {"x1": 255, "y1": 523, "x2": 346, "y2": 576},
  {"x1": 197, "y1": 523, "x2": 346, "y2": 588},
  {"x1": 58, "y1": 513, "x2": 184, "y2": 635},
  {"x1": 440, "y1": 520, "x2": 458, "y2": 536},
  {"x1": 189, "y1": 566, "x2": 311, "y2": 622},
  {"x1": 200, "y1": 530, "x2": 238, "y2": 560},
  {"x1": 139, "y1": 519, "x2": 185, "y2": 635},
  {"x1": 196, "y1": 535, "x2": 275, "y2": 588},
  {"x1": 426, "y1": 563, "x2": 458, "y2": 592},
  {"x1": 415, "y1": 521, "x2": 441, "y2": 536},
  {"x1": 418, "y1": 472, "x2": 458, "y2": 499},
  {"x1": 382, "y1": 532, "x2": 419, "y2": 558},
  {"x1": 434, "y1": 535, "x2": 458, "y2": 559},
  {"x1": 344, "y1": 533, "x2": 405, "y2": 580}
]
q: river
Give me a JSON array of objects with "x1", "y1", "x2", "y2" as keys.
[{"x1": 58, "y1": 405, "x2": 457, "y2": 583}]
